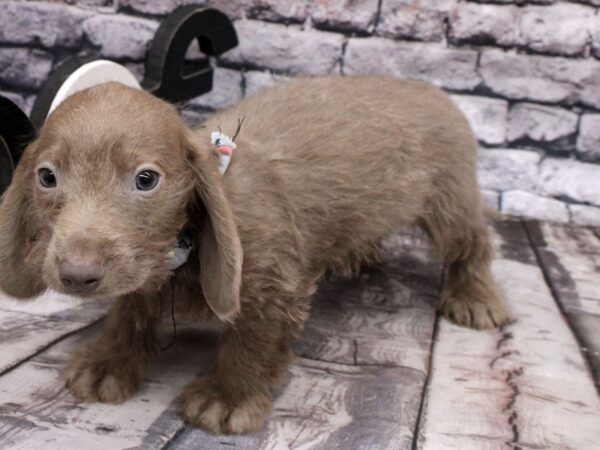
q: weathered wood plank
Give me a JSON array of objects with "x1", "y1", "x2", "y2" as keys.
[
  {"x1": 167, "y1": 359, "x2": 423, "y2": 450},
  {"x1": 0, "y1": 327, "x2": 217, "y2": 449},
  {"x1": 0, "y1": 291, "x2": 108, "y2": 376},
  {"x1": 524, "y1": 221, "x2": 600, "y2": 385},
  {"x1": 167, "y1": 228, "x2": 441, "y2": 449},
  {"x1": 417, "y1": 222, "x2": 600, "y2": 450},
  {"x1": 296, "y1": 253, "x2": 440, "y2": 372}
]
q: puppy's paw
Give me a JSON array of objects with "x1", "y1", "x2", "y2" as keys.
[
  {"x1": 65, "y1": 345, "x2": 141, "y2": 404},
  {"x1": 180, "y1": 377, "x2": 272, "y2": 434},
  {"x1": 440, "y1": 291, "x2": 509, "y2": 330}
]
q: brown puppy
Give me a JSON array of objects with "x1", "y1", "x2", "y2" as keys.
[{"x1": 0, "y1": 76, "x2": 508, "y2": 434}]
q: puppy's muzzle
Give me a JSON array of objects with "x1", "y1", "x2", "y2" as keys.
[{"x1": 58, "y1": 255, "x2": 104, "y2": 294}]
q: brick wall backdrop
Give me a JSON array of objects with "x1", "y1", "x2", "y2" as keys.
[{"x1": 1, "y1": 0, "x2": 600, "y2": 225}]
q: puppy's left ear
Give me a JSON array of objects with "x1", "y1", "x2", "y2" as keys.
[
  {"x1": 186, "y1": 132, "x2": 242, "y2": 322},
  {"x1": 0, "y1": 142, "x2": 47, "y2": 298}
]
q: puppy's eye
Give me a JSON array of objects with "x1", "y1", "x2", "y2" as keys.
[
  {"x1": 135, "y1": 170, "x2": 160, "y2": 191},
  {"x1": 38, "y1": 168, "x2": 57, "y2": 188}
]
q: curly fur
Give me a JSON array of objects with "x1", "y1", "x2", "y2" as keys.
[{"x1": 0, "y1": 76, "x2": 508, "y2": 434}]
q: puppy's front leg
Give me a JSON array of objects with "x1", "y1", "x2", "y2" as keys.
[
  {"x1": 181, "y1": 303, "x2": 299, "y2": 434},
  {"x1": 65, "y1": 292, "x2": 158, "y2": 403}
]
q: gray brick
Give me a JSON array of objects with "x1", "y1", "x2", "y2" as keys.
[
  {"x1": 569, "y1": 204, "x2": 600, "y2": 227},
  {"x1": 221, "y1": 20, "x2": 344, "y2": 75},
  {"x1": 0, "y1": 48, "x2": 53, "y2": 90},
  {"x1": 243, "y1": 70, "x2": 289, "y2": 97},
  {"x1": 83, "y1": 14, "x2": 158, "y2": 60},
  {"x1": 345, "y1": 37, "x2": 480, "y2": 91},
  {"x1": 187, "y1": 67, "x2": 243, "y2": 110},
  {"x1": 246, "y1": 0, "x2": 308, "y2": 21},
  {"x1": 520, "y1": 4, "x2": 594, "y2": 56},
  {"x1": 577, "y1": 114, "x2": 600, "y2": 162},
  {"x1": 451, "y1": 95, "x2": 508, "y2": 145},
  {"x1": 449, "y1": 3, "x2": 519, "y2": 46},
  {"x1": 119, "y1": 0, "x2": 304, "y2": 20},
  {"x1": 592, "y1": 12, "x2": 600, "y2": 59},
  {"x1": 377, "y1": 0, "x2": 453, "y2": 41},
  {"x1": 479, "y1": 50, "x2": 600, "y2": 108},
  {"x1": 181, "y1": 108, "x2": 214, "y2": 128},
  {"x1": 540, "y1": 158, "x2": 600, "y2": 206},
  {"x1": 312, "y1": 0, "x2": 379, "y2": 32},
  {"x1": 507, "y1": 103, "x2": 578, "y2": 144},
  {"x1": 118, "y1": 0, "x2": 181, "y2": 15},
  {"x1": 482, "y1": 189, "x2": 500, "y2": 210},
  {"x1": 0, "y1": 1, "x2": 91, "y2": 48},
  {"x1": 502, "y1": 190, "x2": 569, "y2": 223},
  {"x1": 477, "y1": 149, "x2": 541, "y2": 192}
]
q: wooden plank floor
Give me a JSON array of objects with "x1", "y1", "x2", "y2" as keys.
[{"x1": 0, "y1": 220, "x2": 598, "y2": 449}]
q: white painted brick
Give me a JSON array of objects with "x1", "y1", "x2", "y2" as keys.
[
  {"x1": 0, "y1": 48, "x2": 53, "y2": 89},
  {"x1": 0, "y1": 1, "x2": 91, "y2": 48},
  {"x1": 221, "y1": 20, "x2": 344, "y2": 75},
  {"x1": 119, "y1": 0, "x2": 305, "y2": 20},
  {"x1": 449, "y1": 3, "x2": 519, "y2": 46},
  {"x1": 187, "y1": 67, "x2": 243, "y2": 110},
  {"x1": 377, "y1": 0, "x2": 453, "y2": 41},
  {"x1": 180, "y1": 108, "x2": 214, "y2": 128},
  {"x1": 569, "y1": 204, "x2": 600, "y2": 227},
  {"x1": 540, "y1": 158, "x2": 600, "y2": 206},
  {"x1": 520, "y1": 4, "x2": 594, "y2": 56},
  {"x1": 482, "y1": 190, "x2": 500, "y2": 210},
  {"x1": 577, "y1": 114, "x2": 600, "y2": 162},
  {"x1": 344, "y1": 37, "x2": 480, "y2": 91},
  {"x1": 83, "y1": 14, "x2": 158, "y2": 60},
  {"x1": 118, "y1": 0, "x2": 196, "y2": 16},
  {"x1": 451, "y1": 95, "x2": 508, "y2": 145},
  {"x1": 244, "y1": 70, "x2": 289, "y2": 97},
  {"x1": 507, "y1": 103, "x2": 578, "y2": 143},
  {"x1": 502, "y1": 190, "x2": 569, "y2": 223},
  {"x1": 477, "y1": 149, "x2": 541, "y2": 192},
  {"x1": 479, "y1": 50, "x2": 600, "y2": 109},
  {"x1": 592, "y1": 15, "x2": 600, "y2": 62},
  {"x1": 312, "y1": 0, "x2": 379, "y2": 32}
]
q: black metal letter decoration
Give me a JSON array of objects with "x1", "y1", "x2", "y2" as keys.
[
  {"x1": 0, "y1": 95, "x2": 35, "y2": 195},
  {"x1": 143, "y1": 6, "x2": 238, "y2": 103},
  {"x1": 0, "y1": 6, "x2": 238, "y2": 195}
]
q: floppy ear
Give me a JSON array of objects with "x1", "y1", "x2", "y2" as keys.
[
  {"x1": 186, "y1": 133, "x2": 242, "y2": 322},
  {"x1": 0, "y1": 143, "x2": 46, "y2": 298}
]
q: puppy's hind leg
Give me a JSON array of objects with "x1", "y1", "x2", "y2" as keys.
[{"x1": 420, "y1": 191, "x2": 509, "y2": 329}]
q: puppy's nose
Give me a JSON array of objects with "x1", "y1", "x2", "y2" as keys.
[{"x1": 59, "y1": 256, "x2": 104, "y2": 293}]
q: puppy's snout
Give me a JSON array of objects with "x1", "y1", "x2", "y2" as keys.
[{"x1": 59, "y1": 256, "x2": 104, "y2": 293}]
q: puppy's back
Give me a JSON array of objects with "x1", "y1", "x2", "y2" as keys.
[{"x1": 199, "y1": 76, "x2": 479, "y2": 272}]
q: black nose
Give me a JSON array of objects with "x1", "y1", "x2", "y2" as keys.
[{"x1": 59, "y1": 257, "x2": 104, "y2": 293}]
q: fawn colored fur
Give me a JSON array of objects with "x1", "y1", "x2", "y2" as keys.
[{"x1": 0, "y1": 76, "x2": 507, "y2": 433}]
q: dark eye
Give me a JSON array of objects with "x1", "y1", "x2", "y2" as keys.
[
  {"x1": 38, "y1": 168, "x2": 57, "y2": 188},
  {"x1": 135, "y1": 170, "x2": 160, "y2": 192}
]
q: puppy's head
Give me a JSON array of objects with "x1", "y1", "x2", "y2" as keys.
[{"x1": 0, "y1": 82, "x2": 242, "y2": 321}]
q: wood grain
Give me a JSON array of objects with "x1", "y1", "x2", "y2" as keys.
[
  {"x1": 168, "y1": 359, "x2": 423, "y2": 450},
  {"x1": 524, "y1": 221, "x2": 600, "y2": 386},
  {"x1": 1, "y1": 223, "x2": 599, "y2": 449},
  {"x1": 417, "y1": 222, "x2": 600, "y2": 450},
  {"x1": 0, "y1": 291, "x2": 108, "y2": 376},
  {"x1": 0, "y1": 327, "x2": 217, "y2": 449}
]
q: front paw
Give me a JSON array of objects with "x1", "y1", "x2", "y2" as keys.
[
  {"x1": 180, "y1": 377, "x2": 272, "y2": 434},
  {"x1": 65, "y1": 344, "x2": 142, "y2": 404}
]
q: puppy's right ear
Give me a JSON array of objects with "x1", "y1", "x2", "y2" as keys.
[
  {"x1": 0, "y1": 143, "x2": 46, "y2": 298},
  {"x1": 185, "y1": 132, "x2": 243, "y2": 322}
]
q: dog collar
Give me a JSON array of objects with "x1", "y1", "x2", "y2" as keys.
[
  {"x1": 211, "y1": 131, "x2": 236, "y2": 174},
  {"x1": 166, "y1": 232, "x2": 193, "y2": 271}
]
